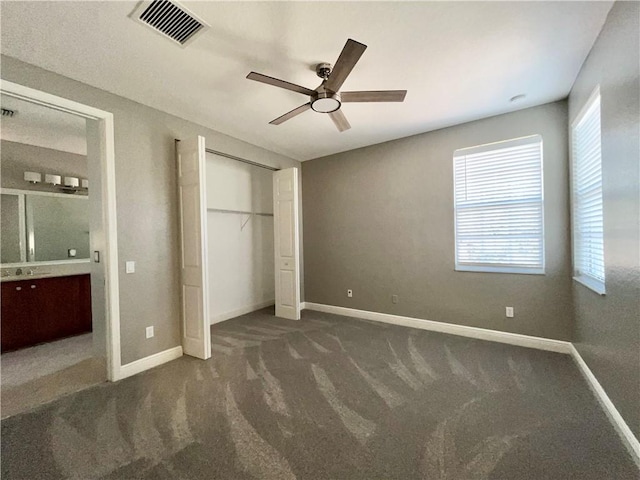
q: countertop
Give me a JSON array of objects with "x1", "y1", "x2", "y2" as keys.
[
  {"x1": 1, "y1": 272, "x2": 89, "y2": 283},
  {"x1": 1, "y1": 261, "x2": 91, "y2": 283}
]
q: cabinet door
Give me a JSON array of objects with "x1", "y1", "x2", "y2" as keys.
[
  {"x1": 33, "y1": 276, "x2": 81, "y2": 343},
  {"x1": 1, "y1": 275, "x2": 94, "y2": 352},
  {"x1": 1, "y1": 281, "x2": 35, "y2": 352},
  {"x1": 78, "y1": 274, "x2": 93, "y2": 333}
]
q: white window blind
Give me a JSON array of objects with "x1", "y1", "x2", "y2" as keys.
[
  {"x1": 454, "y1": 135, "x2": 544, "y2": 274},
  {"x1": 572, "y1": 89, "x2": 605, "y2": 294}
]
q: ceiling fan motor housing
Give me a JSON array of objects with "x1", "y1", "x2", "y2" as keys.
[{"x1": 315, "y1": 62, "x2": 332, "y2": 80}]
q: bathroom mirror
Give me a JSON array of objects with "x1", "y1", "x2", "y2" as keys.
[
  {"x1": 1, "y1": 190, "x2": 89, "y2": 265},
  {"x1": 1, "y1": 193, "x2": 23, "y2": 264}
]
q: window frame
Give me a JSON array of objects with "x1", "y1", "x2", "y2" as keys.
[
  {"x1": 453, "y1": 134, "x2": 545, "y2": 275},
  {"x1": 570, "y1": 86, "x2": 606, "y2": 295}
]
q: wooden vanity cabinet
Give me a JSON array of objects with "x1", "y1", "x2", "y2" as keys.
[{"x1": 1, "y1": 274, "x2": 92, "y2": 352}]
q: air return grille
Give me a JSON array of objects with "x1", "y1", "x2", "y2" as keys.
[{"x1": 131, "y1": 0, "x2": 208, "y2": 47}]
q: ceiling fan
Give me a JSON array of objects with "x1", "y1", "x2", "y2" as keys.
[{"x1": 246, "y1": 39, "x2": 407, "y2": 132}]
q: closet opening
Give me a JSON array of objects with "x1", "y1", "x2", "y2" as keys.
[
  {"x1": 205, "y1": 149, "x2": 278, "y2": 324},
  {"x1": 177, "y1": 136, "x2": 300, "y2": 359}
]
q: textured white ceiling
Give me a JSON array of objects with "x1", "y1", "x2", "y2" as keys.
[
  {"x1": 0, "y1": 1, "x2": 612, "y2": 161},
  {"x1": 1, "y1": 94, "x2": 87, "y2": 155}
]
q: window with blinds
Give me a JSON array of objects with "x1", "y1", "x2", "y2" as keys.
[
  {"x1": 453, "y1": 135, "x2": 544, "y2": 274},
  {"x1": 571, "y1": 88, "x2": 605, "y2": 294}
]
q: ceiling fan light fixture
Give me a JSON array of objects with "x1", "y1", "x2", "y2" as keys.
[{"x1": 311, "y1": 92, "x2": 341, "y2": 113}]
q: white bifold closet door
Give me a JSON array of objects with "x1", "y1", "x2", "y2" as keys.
[
  {"x1": 273, "y1": 168, "x2": 301, "y2": 320},
  {"x1": 177, "y1": 136, "x2": 211, "y2": 360}
]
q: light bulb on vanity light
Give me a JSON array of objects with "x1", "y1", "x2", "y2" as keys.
[
  {"x1": 64, "y1": 176, "x2": 79, "y2": 188},
  {"x1": 24, "y1": 172, "x2": 42, "y2": 184},
  {"x1": 45, "y1": 174, "x2": 62, "y2": 186}
]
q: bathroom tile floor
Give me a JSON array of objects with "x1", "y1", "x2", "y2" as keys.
[{"x1": 1, "y1": 333, "x2": 105, "y2": 418}]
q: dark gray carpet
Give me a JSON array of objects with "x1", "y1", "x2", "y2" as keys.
[{"x1": 2, "y1": 307, "x2": 637, "y2": 479}]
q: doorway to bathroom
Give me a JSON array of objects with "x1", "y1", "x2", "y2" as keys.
[{"x1": 0, "y1": 81, "x2": 120, "y2": 417}]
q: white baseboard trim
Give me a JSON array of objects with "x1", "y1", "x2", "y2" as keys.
[
  {"x1": 300, "y1": 301, "x2": 307, "y2": 310},
  {"x1": 210, "y1": 300, "x2": 275, "y2": 325},
  {"x1": 569, "y1": 345, "x2": 640, "y2": 466},
  {"x1": 117, "y1": 346, "x2": 183, "y2": 381},
  {"x1": 303, "y1": 302, "x2": 572, "y2": 353}
]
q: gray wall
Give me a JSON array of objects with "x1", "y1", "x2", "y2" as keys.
[
  {"x1": 568, "y1": 1, "x2": 640, "y2": 438},
  {"x1": 1, "y1": 140, "x2": 87, "y2": 193},
  {"x1": 303, "y1": 101, "x2": 573, "y2": 340},
  {"x1": 1, "y1": 55, "x2": 300, "y2": 365}
]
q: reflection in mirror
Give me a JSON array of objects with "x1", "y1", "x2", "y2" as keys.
[
  {"x1": 1, "y1": 194, "x2": 23, "y2": 263},
  {"x1": 26, "y1": 195, "x2": 90, "y2": 262}
]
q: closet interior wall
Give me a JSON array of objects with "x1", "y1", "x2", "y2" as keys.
[{"x1": 205, "y1": 152, "x2": 275, "y2": 324}]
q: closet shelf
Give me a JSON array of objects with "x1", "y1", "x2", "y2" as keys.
[{"x1": 207, "y1": 208, "x2": 273, "y2": 217}]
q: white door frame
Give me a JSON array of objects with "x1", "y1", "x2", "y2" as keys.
[{"x1": 0, "y1": 79, "x2": 121, "y2": 381}]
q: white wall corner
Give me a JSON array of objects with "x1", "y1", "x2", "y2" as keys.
[
  {"x1": 569, "y1": 345, "x2": 640, "y2": 467},
  {"x1": 116, "y1": 346, "x2": 183, "y2": 381},
  {"x1": 210, "y1": 300, "x2": 275, "y2": 325}
]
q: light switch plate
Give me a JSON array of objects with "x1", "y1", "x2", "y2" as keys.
[
  {"x1": 146, "y1": 326, "x2": 154, "y2": 339},
  {"x1": 506, "y1": 306, "x2": 514, "y2": 318},
  {"x1": 126, "y1": 261, "x2": 135, "y2": 274}
]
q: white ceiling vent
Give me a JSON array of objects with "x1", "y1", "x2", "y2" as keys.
[{"x1": 131, "y1": 0, "x2": 209, "y2": 47}]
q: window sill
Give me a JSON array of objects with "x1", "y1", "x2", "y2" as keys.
[
  {"x1": 456, "y1": 265, "x2": 545, "y2": 275},
  {"x1": 573, "y1": 275, "x2": 606, "y2": 295}
]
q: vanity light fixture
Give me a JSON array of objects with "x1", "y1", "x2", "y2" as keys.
[
  {"x1": 45, "y1": 174, "x2": 62, "y2": 186},
  {"x1": 23, "y1": 171, "x2": 88, "y2": 192},
  {"x1": 64, "y1": 177, "x2": 80, "y2": 188},
  {"x1": 24, "y1": 172, "x2": 42, "y2": 183}
]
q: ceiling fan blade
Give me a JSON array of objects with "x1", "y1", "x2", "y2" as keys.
[
  {"x1": 325, "y1": 39, "x2": 367, "y2": 93},
  {"x1": 341, "y1": 90, "x2": 407, "y2": 102},
  {"x1": 328, "y1": 109, "x2": 351, "y2": 132},
  {"x1": 269, "y1": 103, "x2": 311, "y2": 125},
  {"x1": 247, "y1": 72, "x2": 315, "y2": 96}
]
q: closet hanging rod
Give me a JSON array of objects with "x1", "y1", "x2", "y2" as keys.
[
  {"x1": 207, "y1": 207, "x2": 273, "y2": 217},
  {"x1": 205, "y1": 148, "x2": 279, "y2": 172},
  {"x1": 174, "y1": 140, "x2": 279, "y2": 172}
]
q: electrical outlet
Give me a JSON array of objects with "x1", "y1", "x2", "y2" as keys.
[
  {"x1": 146, "y1": 326, "x2": 154, "y2": 339},
  {"x1": 392, "y1": 294, "x2": 399, "y2": 304},
  {"x1": 347, "y1": 289, "x2": 353, "y2": 298},
  {"x1": 126, "y1": 261, "x2": 136, "y2": 274},
  {"x1": 506, "y1": 306, "x2": 514, "y2": 318}
]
